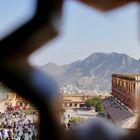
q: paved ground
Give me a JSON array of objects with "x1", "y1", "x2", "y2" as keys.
[
  {"x1": 63, "y1": 108, "x2": 98, "y2": 123},
  {"x1": 63, "y1": 108, "x2": 137, "y2": 129}
]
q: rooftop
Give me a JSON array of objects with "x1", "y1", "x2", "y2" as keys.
[
  {"x1": 112, "y1": 73, "x2": 140, "y2": 80},
  {"x1": 102, "y1": 96, "x2": 135, "y2": 128}
]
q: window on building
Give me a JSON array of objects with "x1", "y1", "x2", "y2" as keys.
[
  {"x1": 75, "y1": 103, "x2": 77, "y2": 107},
  {"x1": 70, "y1": 103, "x2": 72, "y2": 107}
]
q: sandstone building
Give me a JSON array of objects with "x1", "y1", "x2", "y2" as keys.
[
  {"x1": 60, "y1": 93, "x2": 104, "y2": 108},
  {"x1": 111, "y1": 74, "x2": 140, "y2": 111}
]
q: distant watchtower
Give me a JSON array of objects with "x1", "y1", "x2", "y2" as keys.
[{"x1": 111, "y1": 74, "x2": 140, "y2": 111}]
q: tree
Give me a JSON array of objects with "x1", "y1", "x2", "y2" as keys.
[
  {"x1": 85, "y1": 97, "x2": 105, "y2": 113},
  {"x1": 95, "y1": 102, "x2": 105, "y2": 113},
  {"x1": 85, "y1": 97, "x2": 100, "y2": 108},
  {"x1": 85, "y1": 99, "x2": 93, "y2": 108}
]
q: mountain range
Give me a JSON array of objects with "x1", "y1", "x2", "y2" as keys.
[{"x1": 40, "y1": 52, "x2": 140, "y2": 93}]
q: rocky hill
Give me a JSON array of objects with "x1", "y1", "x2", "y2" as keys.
[{"x1": 41, "y1": 52, "x2": 140, "y2": 93}]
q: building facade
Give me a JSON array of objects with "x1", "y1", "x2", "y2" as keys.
[
  {"x1": 6, "y1": 93, "x2": 31, "y2": 106},
  {"x1": 111, "y1": 74, "x2": 140, "y2": 111},
  {"x1": 60, "y1": 93, "x2": 104, "y2": 108}
]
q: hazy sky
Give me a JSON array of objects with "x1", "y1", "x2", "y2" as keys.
[
  {"x1": 0, "y1": 0, "x2": 35, "y2": 39},
  {"x1": 29, "y1": 1, "x2": 140, "y2": 66},
  {"x1": 0, "y1": 0, "x2": 140, "y2": 66}
]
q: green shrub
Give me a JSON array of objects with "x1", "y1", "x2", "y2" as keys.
[{"x1": 69, "y1": 116, "x2": 83, "y2": 122}]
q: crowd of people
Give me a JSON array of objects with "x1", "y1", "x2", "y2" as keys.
[{"x1": 0, "y1": 104, "x2": 39, "y2": 140}]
